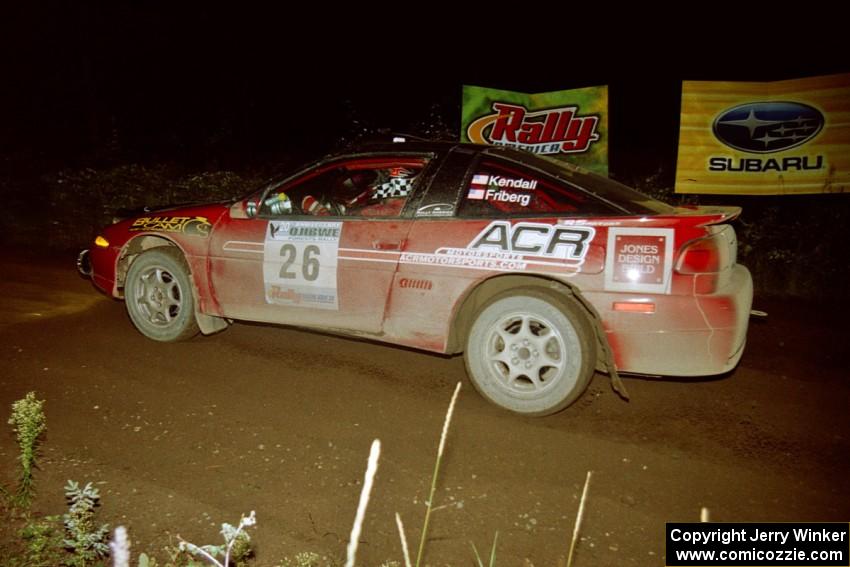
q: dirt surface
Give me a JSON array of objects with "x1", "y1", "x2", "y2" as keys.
[{"x1": 1, "y1": 251, "x2": 849, "y2": 566}]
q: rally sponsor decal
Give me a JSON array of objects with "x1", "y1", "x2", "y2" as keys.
[
  {"x1": 263, "y1": 221, "x2": 342, "y2": 309},
  {"x1": 398, "y1": 221, "x2": 595, "y2": 273},
  {"x1": 604, "y1": 228, "x2": 674, "y2": 294},
  {"x1": 415, "y1": 203, "x2": 455, "y2": 217},
  {"x1": 129, "y1": 216, "x2": 212, "y2": 237}
]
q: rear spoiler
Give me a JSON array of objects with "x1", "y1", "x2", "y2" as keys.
[{"x1": 670, "y1": 205, "x2": 742, "y2": 227}]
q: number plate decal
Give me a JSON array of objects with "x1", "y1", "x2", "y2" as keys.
[{"x1": 263, "y1": 221, "x2": 343, "y2": 309}]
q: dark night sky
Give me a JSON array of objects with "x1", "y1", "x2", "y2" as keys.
[{"x1": 3, "y1": 5, "x2": 848, "y2": 178}]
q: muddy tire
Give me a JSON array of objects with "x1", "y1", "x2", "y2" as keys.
[
  {"x1": 124, "y1": 248, "x2": 200, "y2": 342},
  {"x1": 464, "y1": 291, "x2": 595, "y2": 416}
]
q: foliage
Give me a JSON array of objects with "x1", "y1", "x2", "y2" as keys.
[
  {"x1": 15, "y1": 515, "x2": 65, "y2": 567},
  {"x1": 178, "y1": 511, "x2": 256, "y2": 567},
  {"x1": 471, "y1": 531, "x2": 498, "y2": 567},
  {"x1": 333, "y1": 100, "x2": 457, "y2": 153},
  {"x1": 63, "y1": 480, "x2": 110, "y2": 566},
  {"x1": 35, "y1": 164, "x2": 265, "y2": 251},
  {"x1": 7, "y1": 392, "x2": 47, "y2": 508}
]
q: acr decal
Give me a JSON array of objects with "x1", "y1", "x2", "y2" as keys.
[
  {"x1": 469, "y1": 221, "x2": 594, "y2": 261},
  {"x1": 604, "y1": 227, "x2": 674, "y2": 294},
  {"x1": 415, "y1": 203, "x2": 455, "y2": 217},
  {"x1": 398, "y1": 278, "x2": 433, "y2": 291},
  {"x1": 398, "y1": 221, "x2": 595, "y2": 274},
  {"x1": 467, "y1": 102, "x2": 600, "y2": 155},
  {"x1": 263, "y1": 221, "x2": 342, "y2": 310},
  {"x1": 129, "y1": 216, "x2": 212, "y2": 237}
]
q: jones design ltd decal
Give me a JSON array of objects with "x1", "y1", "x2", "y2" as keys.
[{"x1": 604, "y1": 227, "x2": 674, "y2": 294}]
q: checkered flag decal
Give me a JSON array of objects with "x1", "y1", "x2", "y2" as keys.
[{"x1": 373, "y1": 177, "x2": 413, "y2": 198}]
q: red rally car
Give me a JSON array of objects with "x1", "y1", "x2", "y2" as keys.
[{"x1": 79, "y1": 141, "x2": 753, "y2": 416}]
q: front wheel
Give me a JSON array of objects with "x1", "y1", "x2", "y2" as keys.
[
  {"x1": 464, "y1": 291, "x2": 596, "y2": 416},
  {"x1": 124, "y1": 247, "x2": 200, "y2": 342}
]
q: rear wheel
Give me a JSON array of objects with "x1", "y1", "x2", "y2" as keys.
[
  {"x1": 464, "y1": 291, "x2": 595, "y2": 416},
  {"x1": 124, "y1": 248, "x2": 199, "y2": 342}
]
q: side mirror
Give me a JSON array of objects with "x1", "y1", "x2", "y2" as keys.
[{"x1": 229, "y1": 199, "x2": 257, "y2": 219}]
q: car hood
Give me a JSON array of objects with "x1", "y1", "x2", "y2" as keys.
[{"x1": 106, "y1": 202, "x2": 232, "y2": 238}]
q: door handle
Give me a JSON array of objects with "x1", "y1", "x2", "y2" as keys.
[{"x1": 372, "y1": 239, "x2": 405, "y2": 251}]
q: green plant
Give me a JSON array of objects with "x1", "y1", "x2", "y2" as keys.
[
  {"x1": 471, "y1": 531, "x2": 498, "y2": 567},
  {"x1": 394, "y1": 382, "x2": 462, "y2": 567},
  {"x1": 178, "y1": 510, "x2": 256, "y2": 567},
  {"x1": 63, "y1": 480, "x2": 110, "y2": 566},
  {"x1": 16, "y1": 514, "x2": 65, "y2": 567},
  {"x1": 7, "y1": 392, "x2": 47, "y2": 508},
  {"x1": 344, "y1": 439, "x2": 381, "y2": 567}
]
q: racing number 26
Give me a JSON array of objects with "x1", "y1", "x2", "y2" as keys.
[{"x1": 279, "y1": 244, "x2": 320, "y2": 281}]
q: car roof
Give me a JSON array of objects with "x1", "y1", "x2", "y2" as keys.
[
  {"x1": 355, "y1": 138, "x2": 538, "y2": 156},
  {"x1": 302, "y1": 139, "x2": 676, "y2": 216}
]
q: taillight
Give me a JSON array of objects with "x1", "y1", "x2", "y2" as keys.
[
  {"x1": 676, "y1": 235, "x2": 722, "y2": 294},
  {"x1": 676, "y1": 236, "x2": 720, "y2": 274}
]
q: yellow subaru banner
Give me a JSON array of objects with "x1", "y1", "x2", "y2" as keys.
[
  {"x1": 675, "y1": 73, "x2": 850, "y2": 195},
  {"x1": 462, "y1": 84, "x2": 608, "y2": 174}
]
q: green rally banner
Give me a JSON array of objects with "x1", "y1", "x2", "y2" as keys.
[{"x1": 461, "y1": 84, "x2": 609, "y2": 174}]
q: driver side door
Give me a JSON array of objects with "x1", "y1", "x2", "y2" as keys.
[{"x1": 208, "y1": 154, "x2": 430, "y2": 335}]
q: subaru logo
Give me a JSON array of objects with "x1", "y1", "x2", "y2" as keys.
[{"x1": 712, "y1": 101, "x2": 824, "y2": 154}]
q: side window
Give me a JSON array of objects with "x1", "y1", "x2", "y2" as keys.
[
  {"x1": 457, "y1": 160, "x2": 617, "y2": 217},
  {"x1": 259, "y1": 168, "x2": 344, "y2": 217},
  {"x1": 260, "y1": 156, "x2": 430, "y2": 218}
]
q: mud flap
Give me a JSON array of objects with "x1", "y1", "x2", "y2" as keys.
[
  {"x1": 196, "y1": 311, "x2": 230, "y2": 335},
  {"x1": 570, "y1": 289, "x2": 630, "y2": 401}
]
